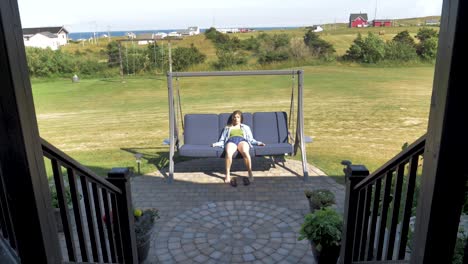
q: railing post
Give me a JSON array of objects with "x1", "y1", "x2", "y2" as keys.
[
  {"x1": 107, "y1": 168, "x2": 138, "y2": 264},
  {"x1": 339, "y1": 161, "x2": 369, "y2": 264}
]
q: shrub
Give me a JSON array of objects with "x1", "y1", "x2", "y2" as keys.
[
  {"x1": 303, "y1": 30, "x2": 335, "y2": 58},
  {"x1": 289, "y1": 37, "x2": 310, "y2": 60},
  {"x1": 361, "y1": 33, "x2": 386, "y2": 63},
  {"x1": 258, "y1": 50, "x2": 290, "y2": 64},
  {"x1": 416, "y1": 27, "x2": 438, "y2": 42},
  {"x1": 392, "y1": 30, "x2": 416, "y2": 47},
  {"x1": 213, "y1": 50, "x2": 247, "y2": 69},
  {"x1": 416, "y1": 37, "x2": 438, "y2": 60},
  {"x1": 172, "y1": 44, "x2": 206, "y2": 71},
  {"x1": 298, "y1": 207, "x2": 342, "y2": 252},
  {"x1": 305, "y1": 189, "x2": 336, "y2": 211},
  {"x1": 241, "y1": 36, "x2": 260, "y2": 51},
  {"x1": 385, "y1": 41, "x2": 418, "y2": 61},
  {"x1": 344, "y1": 33, "x2": 364, "y2": 61},
  {"x1": 106, "y1": 41, "x2": 120, "y2": 66}
]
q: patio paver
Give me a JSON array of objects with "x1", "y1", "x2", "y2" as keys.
[{"x1": 131, "y1": 157, "x2": 346, "y2": 263}]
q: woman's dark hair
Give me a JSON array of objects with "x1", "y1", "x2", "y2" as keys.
[{"x1": 228, "y1": 110, "x2": 243, "y2": 125}]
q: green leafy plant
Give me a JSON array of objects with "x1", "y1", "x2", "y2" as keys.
[
  {"x1": 298, "y1": 207, "x2": 343, "y2": 252},
  {"x1": 305, "y1": 189, "x2": 336, "y2": 211},
  {"x1": 50, "y1": 185, "x2": 73, "y2": 208}
]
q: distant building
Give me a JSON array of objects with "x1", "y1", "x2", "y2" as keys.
[
  {"x1": 168, "y1": 31, "x2": 182, "y2": 37},
  {"x1": 22, "y1": 26, "x2": 68, "y2": 50},
  {"x1": 154, "y1": 32, "x2": 168, "y2": 39},
  {"x1": 311, "y1": 25, "x2": 324, "y2": 32},
  {"x1": 126, "y1": 32, "x2": 136, "y2": 39},
  {"x1": 349, "y1": 13, "x2": 369, "y2": 28},
  {"x1": 177, "y1": 26, "x2": 200, "y2": 36},
  {"x1": 216, "y1": 28, "x2": 240, "y2": 34},
  {"x1": 373, "y1": 19, "x2": 393, "y2": 27},
  {"x1": 425, "y1": 19, "x2": 440, "y2": 26},
  {"x1": 136, "y1": 33, "x2": 155, "y2": 45}
]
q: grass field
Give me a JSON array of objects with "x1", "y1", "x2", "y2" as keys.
[{"x1": 33, "y1": 64, "x2": 434, "y2": 183}]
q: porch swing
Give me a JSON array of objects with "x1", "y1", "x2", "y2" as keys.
[{"x1": 166, "y1": 70, "x2": 311, "y2": 182}]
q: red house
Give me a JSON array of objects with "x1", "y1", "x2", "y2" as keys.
[
  {"x1": 373, "y1": 19, "x2": 393, "y2": 27},
  {"x1": 349, "y1": 13, "x2": 369, "y2": 28}
]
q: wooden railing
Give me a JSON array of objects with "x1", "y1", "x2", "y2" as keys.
[
  {"x1": 0, "y1": 164, "x2": 20, "y2": 262},
  {"x1": 340, "y1": 135, "x2": 426, "y2": 263},
  {"x1": 41, "y1": 139, "x2": 137, "y2": 263}
]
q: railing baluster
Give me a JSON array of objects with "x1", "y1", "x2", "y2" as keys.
[
  {"x1": 377, "y1": 171, "x2": 394, "y2": 260},
  {"x1": 51, "y1": 159, "x2": 77, "y2": 261},
  {"x1": 42, "y1": 140, "x2": 135, "y2": 263},
  {"x1": 67, "y1": 168, "x2": 88, "y2": 261},
  {"x1": 110, "y1": 193, "x2": 124, "y2": 263},
  {"x1": 92, "y1": 183, "x2": 108, "y2": 262},
  {"x1": 353, "y1": 189, "x2": 366, "y2": 261},
  {"x1": 0, "y1": 167, "x2": 17, "y2": 252},
  {"x1": 359, "y1": 185, "x2": 373, "y2": 260},
  {"x1": 80, "y1": 176, "x2": 100, "y2": 262},
  {"x1": 102, "y1": 189, "x2": 118, "y2": 263},
  {"x1": 367, "y1": 179, "x2": 382, "y2": 260},
  {"x1": 387, "y1": 163, "x2": 406, "y2": 260},
  {"x1": 398, "y1": 154, "x2": 420, "y2": 259}
]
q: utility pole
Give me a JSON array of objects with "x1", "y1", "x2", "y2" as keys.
[
  {"x1": 107, "y1": 25, "x2": 111, "y2": 42},
  {"x1": 374, "y1": 0, "x2": 378, "y2": 21},
  {"x1": 168, "y1": 41, "x2": 172, "y2": 73}
]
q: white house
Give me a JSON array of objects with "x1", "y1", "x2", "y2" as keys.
[
  {"x1": 187, "y1": 26, "x2": 200, "y2": 35},
  {"x1": 23, "y1": 26, "x2": 68, "y2": 50},
  {"x1": 312, "y1": 25, "x2": 324, "y2": 32},
  {"x1": 216, "y1": 28, "x2": 240, "y2": 34},
  {"x1": 154, "y1": 32, "x2": 168, "y2": 39},
  {"x1": 168, "y1": 31, "x2": 182, "y2": 37},
  {"x1": 136, "y1": 33, "x2": 155, "y2": 45},
  {"x1": 177, "y1": 26, "x2": 200, "y2": 36}
]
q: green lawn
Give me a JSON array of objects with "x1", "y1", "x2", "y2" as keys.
[{"x1": 33, "y1": 65, "x2": 434, "y2": 182}]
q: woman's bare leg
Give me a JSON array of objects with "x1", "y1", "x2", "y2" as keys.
[
  {"x1": 225, "y1": 142, "x2": 237, "y2": 182},
  {"x1": 238, "y1": 142, "x2": 253, "y2": 181}
]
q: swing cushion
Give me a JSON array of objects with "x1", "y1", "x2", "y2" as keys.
[
  {"x1": 179, "y1": 112, "x2": 293, "y2": 157},
  {"x1": 179, "y1": 114, "x2": 223, "y2": 157},
  {"x1": 253, "y1": 112, "x2": 293, "y2": 155}
]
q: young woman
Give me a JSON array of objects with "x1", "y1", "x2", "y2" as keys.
[{"x1": 212, "y1": 110, "x2": 265, "y2": 186}]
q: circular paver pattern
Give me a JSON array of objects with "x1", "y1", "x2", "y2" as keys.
[{"x1": 154, "y1": 201, "x2": 313, "y2": 263}]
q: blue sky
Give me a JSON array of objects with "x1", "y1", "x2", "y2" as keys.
[{"x1": 18, "y1": 0, "x2": 443, "y2": 32}]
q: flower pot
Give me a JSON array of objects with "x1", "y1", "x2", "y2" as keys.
[
  {"x1": 137, "y1": 231, "x2": 152, "y2": 263},
  {"x1": 54, "y1": 207, "x2": 75, "y2": 232},
  {"x1": 317, "y1": 245, "x2": 340, "y2": 264}
]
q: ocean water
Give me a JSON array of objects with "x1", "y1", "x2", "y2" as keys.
[{"x1": 68, "y1": 27, "x2": 299, "y2": 40}]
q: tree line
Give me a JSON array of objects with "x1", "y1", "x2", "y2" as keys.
[{"x1": 25, "y1": 27, "x2": 438, "y2": 77}]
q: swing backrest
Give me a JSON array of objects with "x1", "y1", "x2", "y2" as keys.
[
  {"x1": 184, "y1": 114, "x2": 219, "y2": 145},
  {"x1": 253, "y1": 112, "x2": 289, "y2": 144}
]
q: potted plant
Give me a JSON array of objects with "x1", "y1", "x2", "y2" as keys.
[
  {"x1": 299, "y1": 207, "x2": 342, "y2": 264},
  {"x1": 304, "y1": 189, "x2": 336, "y2": 213},
  {"x1": 134, "y1": 208, "x2": 159, "y2": 263}
]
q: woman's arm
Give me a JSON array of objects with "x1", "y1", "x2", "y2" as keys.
[
  {"x1": 243, "y1": 125, "x2": 265, "y2": 146},
  {"x1": 212, "y1": 127, "x2": 229, "y2": 147}
]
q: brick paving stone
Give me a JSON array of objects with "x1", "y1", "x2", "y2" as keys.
[{"x1": 130, "y1": 158, "x2": 343, "y2": 263}]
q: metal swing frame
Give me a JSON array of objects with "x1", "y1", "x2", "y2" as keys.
[{"x1": 167, "y1": 70, "x2": 309, "y2": 182}]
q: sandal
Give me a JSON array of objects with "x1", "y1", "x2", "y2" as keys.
[
  {"x1": 242, "y1": 177, "x2": 250, "y2": 186},
  {"x1": 230, "y1": 178, "x2": 237, "y2": 187}
]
